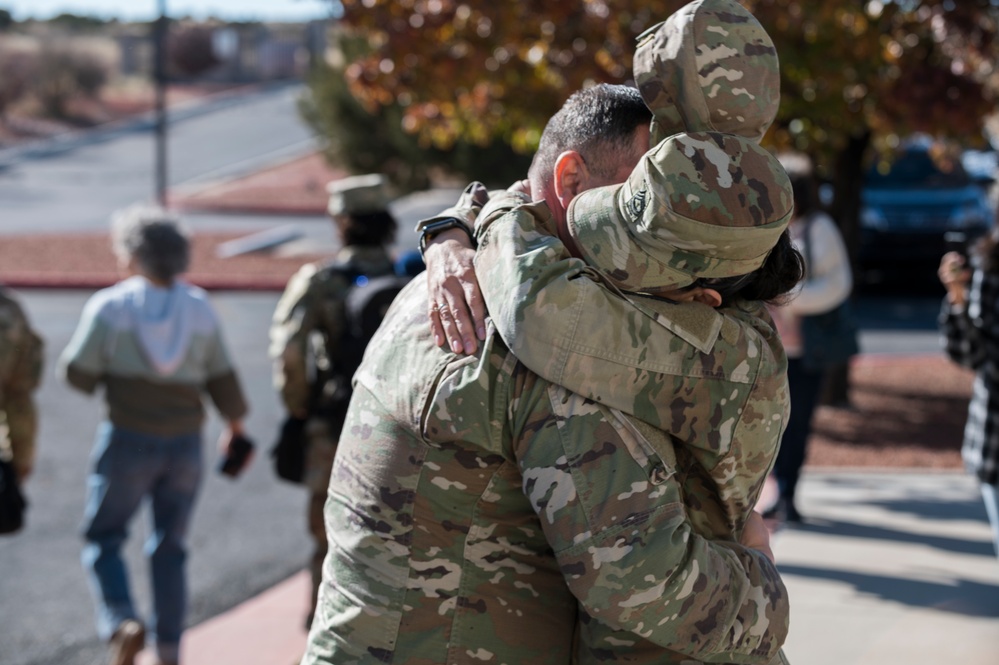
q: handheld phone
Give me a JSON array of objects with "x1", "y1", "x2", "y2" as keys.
[{"x1": 217, "y1": 433, "x2": 255, "y2": 478}]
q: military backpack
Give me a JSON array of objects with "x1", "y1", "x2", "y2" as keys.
[{"x1": 312, "y1": 266, "x2": 412, "y2": 426}]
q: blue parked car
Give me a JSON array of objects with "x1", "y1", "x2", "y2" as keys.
[{"x1": 858, "y1": 145, "x2": 994, "y2": 286}]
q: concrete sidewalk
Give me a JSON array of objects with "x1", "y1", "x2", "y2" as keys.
[
  {"x1": 137, "y1": 470, "x2": 998, "y2": 665},
  {"x1": 776, "y1": 471, "x2": 998, "y2": 664}
]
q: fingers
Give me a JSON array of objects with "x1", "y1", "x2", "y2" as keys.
[
  {"x1": 469, "y1": 182, "x2": 490, "y2": 206},
  {"x1": 429, "y1": 303, "x2": 447, "y2": 348},
  {"x1": 463, "y1": 281, "x2": 487, "y2": 342},
  {"x1": 424, "y1": 241, "x2": 483, "y2": 355},
  {"x1": 507, "y1": 178, "x2": 531, "y2": 196},
  {"x1": 938, "y1": 252, "x2": 970, "y2": 287},
  {"x1": 434, "y1": 298, "x2": 479, "y2": 355}
]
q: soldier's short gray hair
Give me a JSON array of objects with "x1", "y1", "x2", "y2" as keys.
[{"x1": 110, "y1": 205, "x2": 191, "y2": 283}]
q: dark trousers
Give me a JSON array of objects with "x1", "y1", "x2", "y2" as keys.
[{"x1": 773, "y1": 358, "x2": 825, "y2": 505}]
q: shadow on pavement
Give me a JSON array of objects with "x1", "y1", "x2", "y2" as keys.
[
  {"x1": 863, "y1": 496, "x2": 989, "y2": 523},
  {"x1": 787, "y1": 517, "x2": 995, "y2": 558},
  {"x1": 777, "y1": 563, "x2": 999, "y2": 618}
]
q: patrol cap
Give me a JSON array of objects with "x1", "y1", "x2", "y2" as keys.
[
  {"x1": 327, "y1": 174, "x2": 390, "y2": 216},
  {"x1": 566, "y1": 131, "x2": 793, "y2": 293},
  {"x1": 634, "y1": 0, "x2": 780, "y2": 145}
]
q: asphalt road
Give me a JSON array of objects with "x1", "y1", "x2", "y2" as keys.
[{"x1": 0, "y1": 290, "x2": 305, "y2": 665}]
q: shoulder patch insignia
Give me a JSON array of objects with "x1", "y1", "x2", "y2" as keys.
[{"x1": 627, "y1": 187, "x2": 649, "y2": 220}]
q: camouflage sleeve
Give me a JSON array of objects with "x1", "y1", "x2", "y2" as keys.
[
  {"x1": 0, "y1": 297, "x2": 42, "y2": 476},
  {"x1": 269, "y1": 264, "x2": 320, "y2": 415},
  {"x1": 414, "y1": 182, "x2": 487, "y2": 234},
  {"x1": 472, "y1": 192, "x2": 540, "y2": 243},
  {"x1": 508, "y1": 370, "x2": 789, "y2": 663},
  {"x1": 474, "y1": 208, "x2": 787, "y2": 538},
  {"x1": 472, "y1": 205, "x2": 642, "y2": 408}
]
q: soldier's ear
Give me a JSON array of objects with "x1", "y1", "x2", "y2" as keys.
[
  {"x1": 665, "y1": 287, "x2": 723, "y2": 308},
  {"x1": 689, "y1": 287, "x2": 722, "y2": 308},
  {"x1": 553, "y1": 151, "x2": 588, "y2": 209}
]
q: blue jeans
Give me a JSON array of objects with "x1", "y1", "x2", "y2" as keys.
[{"x1": 81, "y1": 422, "x2": 202, "y2": 658}]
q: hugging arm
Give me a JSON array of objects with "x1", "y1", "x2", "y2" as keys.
[
  {"x1": 417, "y1": 182, "x2": 530, "y2": 355},
  {"x1": 506, "y1": 368, "x2": 790, "y2": 664},
  {"x1": 472, "y1": 205, "x2": 789, "y2": 537}
]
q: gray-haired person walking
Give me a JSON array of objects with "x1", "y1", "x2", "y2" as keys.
[{"x1": 59, "y1": 206, "x2": 249, "y2": 665}]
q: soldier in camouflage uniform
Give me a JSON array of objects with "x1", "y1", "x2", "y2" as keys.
[
  {"x1": 463, "y1": 131, "x2": 798, "y2": 665},
  {"x1": 428, "y1": 0, "x2": 786, "y2": 531},
  {"x1": 0, "y1": 287, "x2": 43, "y2": 484},
  {"x1": 418, "y1": 2, "x2": 800, "y2": 663},
  {"x1": 302, "y1": 83, "x2": 790, "y2": 665},
  {"x1": 269, "y1": 174, "x2": 398, "y2": 624}
]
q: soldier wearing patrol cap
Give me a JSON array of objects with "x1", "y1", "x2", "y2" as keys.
[
  {"x1": 269, "y1": 173, "x2": 398, "y2": 626},
  {"x1": 410, "y1": 1, "x2": 801, "y2": 663},
  {"x1": 464, "y1": 130, "x2": 801, "y2": 665}
]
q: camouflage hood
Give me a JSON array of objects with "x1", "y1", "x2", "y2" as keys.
[
  {"x1": 634, "y1": 0, "x2": 780, "y2": 144},
  {"x1": 567, "y1": 131, "x2": 793, "y2": 292}
]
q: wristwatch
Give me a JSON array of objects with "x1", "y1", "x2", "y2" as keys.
[{"x1": 418, "y1": 217, "x2": 476, "y2": 258}]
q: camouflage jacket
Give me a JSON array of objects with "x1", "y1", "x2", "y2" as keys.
[
  {"x1": 0, "y1": 288, "x2": 43, "y2": 477},
  {"x1": 270, "y1": 245, "x2": 395, "y2": 417},
  {"x1": 464, "y1": 193, "x2": 790, "y2": 665},
  {"x1": 461, "y1": 191, "x2": 790, "y2": 539},
  {"x1": 302, "y1": 277, "x2": 789, "y2": 665}
]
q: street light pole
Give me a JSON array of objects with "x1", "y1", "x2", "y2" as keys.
[{"x1": 153, "y1": 0, "x2": 168, "y2": 207}]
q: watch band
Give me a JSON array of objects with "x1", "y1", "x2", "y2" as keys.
[{"x1": 418, "y1": 218, "x2": 476, "y2": 258}]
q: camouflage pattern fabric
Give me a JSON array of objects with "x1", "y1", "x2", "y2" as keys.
[
  {"x1": 301, "y1": 278, "x2": 790, "y2": 665},
  {"x1": 472, "y1": 196, "x2": 789, "y2": 665},
  {"x1": 474, "y1": 183, "x2": 788, "y2": 549},
  {"x1": 567, "y1": 131, "x2": 793, "y2": 293},
  {"x1": 414, "y1": 182, "x2": 517, "y2": 238},
  {"x1": 0, "y1": 288, "x2": 43, "y2": 478},
  {"x1": 333, "y1": 1, "x2": 793, "y2": 661},
  {"x1": 634, "y1": 0, "x2": 780, "y2": 144},
  {"x1": 467, "y1": 134, "x2": 793, "y2": 665}
]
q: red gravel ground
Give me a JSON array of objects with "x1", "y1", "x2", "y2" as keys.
[
  {"x1": 808, "y1": 356, "x2": 971, "y2": 469},
  {"x1": 0, "y1": 232, "x2": 324, "y2": 291},
  {"x1": 0, "y1": 151, "x2": 975, "y2": 471},
  {"x1": 170, "y1": 152, "x2": 346, "y2": 215}
]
